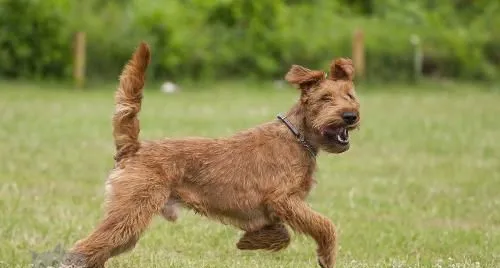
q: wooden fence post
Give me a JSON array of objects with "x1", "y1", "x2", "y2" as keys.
[
  {"x1": 410, "y1": 34, "x2": 423, "y2": 83},
  {"x1": 73, "y1": 32, "x2": 86, "y2": 89},
  {"x1": 352, "y1": 29, "x2": 365, "y2": 80}
]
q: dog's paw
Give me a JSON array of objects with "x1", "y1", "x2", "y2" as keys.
[
  {"x1": 318, "y1": 258, "x2": 326, "y2": 268},
  {"x1": 60, "y1": 252, "x2": 88, "y2": 268},
  {"x1": 317, "y1": 255, "x2": 333, "y2": 268}
]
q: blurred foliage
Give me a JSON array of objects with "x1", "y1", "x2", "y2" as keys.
[
  {"x1": 0, "y1": 0, "x2": 72, "y2": 79},
  {"x1": 0, "y1": 0, "x2": 498, "y2": 82}
]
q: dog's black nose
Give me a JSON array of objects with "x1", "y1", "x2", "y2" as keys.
[{"x1": 342, "y1": 112, "x2": 358, "y2": 125}]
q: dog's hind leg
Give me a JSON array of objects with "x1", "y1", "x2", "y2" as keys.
[
  {"x1": 62, "y1": 169, "x2": 171, "y2": 268},
  {"x1": 236, "y1": 223, "x2": 291, "y2": 252}
]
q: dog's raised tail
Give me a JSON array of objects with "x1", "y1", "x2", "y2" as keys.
[{"x1": 112, "y1": 42, "x2": 151, "y2": 162}]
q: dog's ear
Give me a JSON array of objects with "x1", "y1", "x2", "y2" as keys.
[
  {"x1": 329, "y1": 58, "x2": 354, "y2": 81},
  {"x1": 285, "y1": 65, "x2": 326, "y2": 90}
]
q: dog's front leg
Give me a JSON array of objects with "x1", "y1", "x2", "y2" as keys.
[{"x1": 271, "y1": 197, "x2": 337, "y2": 268}]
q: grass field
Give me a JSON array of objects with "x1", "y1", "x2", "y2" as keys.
[{"x1": 1, "y1": 80, "x2": 499, "y2": 268}]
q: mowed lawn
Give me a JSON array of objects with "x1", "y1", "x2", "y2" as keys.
[{"x1": 0, "y1": 81, "x2": 499, "y2": 268}]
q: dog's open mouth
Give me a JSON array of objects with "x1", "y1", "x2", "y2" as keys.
[{"x1": 322, "y1": 126, "x2": 349, "y2": 146}]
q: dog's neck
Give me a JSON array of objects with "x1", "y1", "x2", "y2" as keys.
[{"x1": 281, "y1": 102, "x2": 319, "y2": 157}]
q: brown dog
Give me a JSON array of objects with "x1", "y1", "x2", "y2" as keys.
[{"x1": 62, "y1": 42, "x2": 360, "y2": 268}]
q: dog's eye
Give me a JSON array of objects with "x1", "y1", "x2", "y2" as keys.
[
  {"x1": 320, "y1": 95, "x2": 333, "y2": 102},
  {"x1": 347, "y1": 93, "x2": 355, "y2": 101}
]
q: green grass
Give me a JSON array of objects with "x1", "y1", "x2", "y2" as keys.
[{"x1": 1, "y1": 80, "x2": 499, "y2": 268}]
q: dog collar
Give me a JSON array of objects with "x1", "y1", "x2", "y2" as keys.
[{"x1": 277, "y1": 114, "x2": 317, "y2": 158}]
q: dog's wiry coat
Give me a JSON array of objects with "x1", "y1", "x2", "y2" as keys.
[{"x1": 63, "y1": 42, "x2": 360, "y2": 268}]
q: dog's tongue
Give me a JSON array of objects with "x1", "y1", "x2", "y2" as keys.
[
  {"x1": 321, "y1": 127, "x2": 336, "y2": 138},
  {"x1": 322, "y1": 127, "x2": 348, "y2": 141}
]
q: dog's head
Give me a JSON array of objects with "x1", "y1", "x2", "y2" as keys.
[{"x1": 285, "y1": 58, "x2": 360, "y2": 154}]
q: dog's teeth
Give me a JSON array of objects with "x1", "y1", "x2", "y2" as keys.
[
  {"x1": 337, "y1": 134, "x2": 346, "y2": 143},
  {"x1": 336, "y1": 129, "x2": 349, "y2": 144}
]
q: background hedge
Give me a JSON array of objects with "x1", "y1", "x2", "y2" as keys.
[{"x1": 0, "y1": 0, "x2": 498, "y2": 82}]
